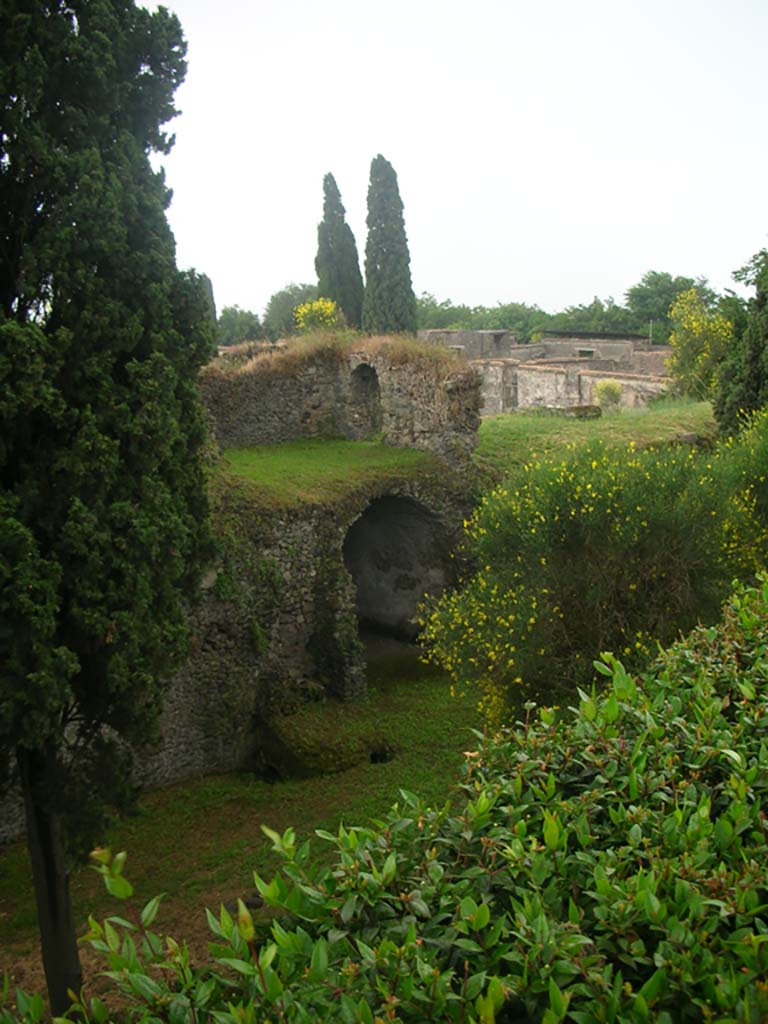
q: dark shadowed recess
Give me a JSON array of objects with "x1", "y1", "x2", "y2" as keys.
[{"x1": 343, "y1": 496, "x2": 452, "y2": 641}]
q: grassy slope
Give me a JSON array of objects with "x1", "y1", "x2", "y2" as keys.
[
  {"x1": 474, "y1": 399, "x2": 716, "y2": 479},
  {"x1": 0, "y1": 659, "x2": 481, "y2": 988}
]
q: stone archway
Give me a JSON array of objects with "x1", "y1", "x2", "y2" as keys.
[
  {"x1": 348, "y1": 362, "x2": 383, "y2": 438},
  {"x1": 342, "y1": 495, "x2": 452, "y2": 640}
]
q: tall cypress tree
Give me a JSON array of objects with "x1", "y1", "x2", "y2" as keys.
[
  {"x1": 362, "y1": 155, "x2": 417, "y2": 334},
  {"x1": 315, "y1": 173, "x2": 364, "y2": 328},
  {"x1": 0, "y1": 1, "x2": 213, "y2": 1010}
]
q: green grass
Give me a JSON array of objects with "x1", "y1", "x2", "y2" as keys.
[
  {"x1": 0, "y1": 655, "x2": 482, "y2": 975},
  {"x1": 219, "y1": 402, "x2": 717, "y2": 509},
  {"x1": 220, "y1": 439, "x2": 440, "y2": 506},
  {"x1": 474, "y1": 399, "x2": 716, "y2": 479}
]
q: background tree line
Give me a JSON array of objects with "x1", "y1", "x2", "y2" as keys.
[
  {"x1": 415, "y1": 271, "x2": 724, "y2": 343},
  {"x1": 215, "y1": 266, "x2": 745, "y2": 349}
]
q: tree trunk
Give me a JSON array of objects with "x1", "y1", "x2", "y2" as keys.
[{"x1": 17, "y1": 746, "x2": 83, "y2": 1015}]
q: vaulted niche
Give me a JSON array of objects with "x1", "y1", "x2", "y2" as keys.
[
  {"x1": 343, "y1": 496, "x2": 451, "y2": 640},
  {"x1": 348, "y1": 363, "x2": 382, "y2": 437}
]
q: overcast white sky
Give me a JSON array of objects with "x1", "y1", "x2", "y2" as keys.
[{"x1": 154, "y1": 0, "x2": 768, "y2": 319}]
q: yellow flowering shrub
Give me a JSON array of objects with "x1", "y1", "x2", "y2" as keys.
[
  {"x1": 668, "y1": 287, "x2": 733, "y2": 399},
  {"x1": 422, "y1": 412, "x2": 768, "y2": 724},
  {"x1": 293, "y1": 297, "x2": 345, "y2": 333}
]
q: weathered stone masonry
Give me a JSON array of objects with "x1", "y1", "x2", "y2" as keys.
[
  {"x1": 0, "y1": 470, "x2": 472, "y2": 842},
  {"x1": 134, "y1": 472, "x2": 472, "y2": 790},
  {"x1": 199, "y1": 342, "x2": 482, "y2": 469},
  {"x1": 419, "y1": 330, "x2": 671, "y2": 414}
]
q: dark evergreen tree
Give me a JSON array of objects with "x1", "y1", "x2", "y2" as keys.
[
  {"x1": 714, "y1": 250, "x2": 768, "y2": 432},
  {"x1": 0, "y1": 1, "x2": 213, "y2": 1010},
  {"x1": 315, "y1": 173, "x2": 364, "y2": 328},
  {"x1": 200, "y1": 272, "x2": 218, "y2": 333},
  {"x1": 362, "y1": 155, "x2": 417, "y2": 334}
]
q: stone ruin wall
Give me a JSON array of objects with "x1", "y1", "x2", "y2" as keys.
[
  {"x1": 630, "y1": 348, "x2": 672, "y2": 376},
  {"x1": 465, "y1": 336, "x2": 672, "y2": 415},
  {"x1": 474, "y1": 358, "x2": 669, "y2": 415},
  {"x1": 199, "y1": 345, "x2": 482, "y2": 470},
  {"x1": 0, "y1": 472, "x2": 471, "y2": 843},
  {"x1": 478, "y1": 360, "x2": 520, "y2": 416},
  {"x1": 417, "y1": 329, "x2": 518, "y2": 359},
  {"x1": 416, "y1": 330, "x2": 670, "y2": 414},
  {"x1": 514, "y1": 364, "x2": 668, "y2": 410}
]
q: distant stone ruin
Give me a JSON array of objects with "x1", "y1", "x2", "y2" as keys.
[{"x1": 418, "y1": 330, "x2": 670, "y2": 414}]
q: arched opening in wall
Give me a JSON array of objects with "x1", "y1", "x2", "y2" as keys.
[
  {"x1": 349, "y1": 363, "x2": 383, "y2": 438},
  {"x1": 342, "y1": 496, "x2": 452, "y2": 645}
]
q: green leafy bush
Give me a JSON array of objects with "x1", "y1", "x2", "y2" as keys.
[
  {"x1": 593, "y1": 378, "x2": 623, "y2": 411},
  {"x1": 5, "y1": 578, "x2": 768, "y2": 1021},
  {"x1": 422, "y1": 411, "x2": 768, "y2": 720}
]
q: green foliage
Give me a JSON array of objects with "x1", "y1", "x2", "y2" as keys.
[
  {"x1": 545, "y1": 295, "x2": 639, "y2": 336},
  {"x1": 667, "y1": 287, "x2": 734, "y2": 399},
  {"x1": 263, "y1": 283, "x2": 318, "y2": 340},
  {"x1": 315, "y1": 172, "x2": 364, "y2": 328},
  {"x1": 416, "y1": 271, "x2": 719, "y2": 344},
  {"x1": 625, "y1": 270, "x2": 715, "y2": 344},
  {"x1": 8, "y1": 576, "x2": 768, "y2": 1020},
  {"x1": 415, "y1": 291, "x2": 471, "y2": 330},
  {"x1": 593, "y1": 378, "x2": 622, "y2": 411},
  {"x1": 362, "y1": 155, "x2": 417, "y2": 335},
  {"x1": 416, "y1": 293, "x2": 551, "y2": 340},
  {"x1": 424, "y1": 412, "x2": 768, "y2": 719},
  {"x1": 714, "y1": 249, "x2": 768, "y2": 433},
  {"x1": 0, "y1": 0, "x2": 213, "y2": 1007},
  {"x1": 199, "y1": 273, "x2": 217, "y2": 331},
  {"x1": 0, "y1": 0, "x2": 213, "y2": 830},
  {"x1": 217, "y1": 305, "x2": 264, "y2": 346}
]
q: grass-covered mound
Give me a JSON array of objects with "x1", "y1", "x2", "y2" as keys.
[
  {"x1": 219, "y1": 439, "x2": 442, "y2": 508},
  {"x1": 10, "y1": 577, "x2": 768, "y2": 1022}
]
